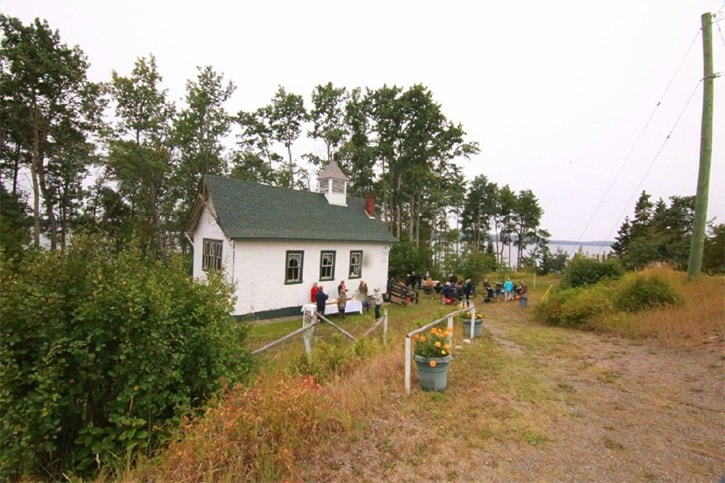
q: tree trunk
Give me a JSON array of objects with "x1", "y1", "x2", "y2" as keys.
[
  {"x1": 37, "y1": 159, "x2": 57, "y2": 251},
  {"x1": 30, "y1": 133, "x2": 41, "y2": 249}
]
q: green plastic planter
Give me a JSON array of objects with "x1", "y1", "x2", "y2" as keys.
[{"x1": 414, "y1": 354, "x2": 453, "y2": 391}]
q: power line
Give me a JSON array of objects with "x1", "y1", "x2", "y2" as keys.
[
  {"x1": 575, "y1": 29, "x2": 701, "y2": 242},
  {"x1": 599, "y1": 79, "x2": 703, "y2": 251},
  {"x1": 714, "y1": 14, "x2": 725, "y2": 47}
]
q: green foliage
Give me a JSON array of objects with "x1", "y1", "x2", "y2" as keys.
[
  {"x1": 389, "y1": 239, "x2": 433, "y2": 279},
  {"x1": 613, "y1": 273, "x2": 683, "y2": 312},
  {"x1": 0, "y1": 187, "x2": 32, "y2": 259},
  {"x1": 447, "y1": 248, "x2": 496, "y2": 283},
  {"x1": 702, "y1": 223, "x2": 725, "y2": 274},
  {"x1": 612, "y1": 192, "x2": 698, "y2": 270},
  {"x1": 560, "y1": 255, "x2": 623, "y2": 288},
  {"x1": 0, "y1": 234, "x2": 253, "y2": 480},
  {"x1": 291, "y1": 334, "x2": 381, "y2": 382},
  {"x1": 533, "y1": 286, "x2": 614, "y2": 327}
]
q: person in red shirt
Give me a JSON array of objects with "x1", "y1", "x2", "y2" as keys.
[{"x1": 311, "y1": 282, "x2": 319, "y2": 303}]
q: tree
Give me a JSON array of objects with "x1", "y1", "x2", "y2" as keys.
[
  {"x1": 235, "y1": 86, "x2": 307, "y2": 189},
  {"x1": 612, "y1": 192, "x2": 698, "y2": 270},
  {"x1": 513, "y1": 189, "x2": 544, "y2": 268},
  {"x1": 702, "y1": 223, "x2": 725, "y2": 274},
  {"x1": 105, "y1": 55, "x2": 175, "y2": 255},
  {"x1": 461, "y1": 175, "x2": 498, "y2": 252},
  {"x1": 367, "y1": 84, "x2": 478, "y2": 241},
  {"x1": 171, "y1": 66, "x2": 235, "y2": 235},
  {"x1": 492, "y1": 185, "x2": 517, "y2": 269},
  {"x1": 307, "y1": 82, "x2": 348, "y2": 166},
  {"x1": 0, "y1": 15, "x2": 101, "y2": 250},
  {"x1": 0, "y1": 185, "x2": 32, "y2": 258},
  {"x1": 338, "y1": 87, "x2": 376, "y2": 195}
]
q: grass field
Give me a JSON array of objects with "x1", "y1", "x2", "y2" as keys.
[{"x1": 128, "y1": 270, "x2": 724, "y2": 481}]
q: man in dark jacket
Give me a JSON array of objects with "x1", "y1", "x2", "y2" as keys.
[{"x1": 316, "y1": 285, "x2": 329, "y2": 321}]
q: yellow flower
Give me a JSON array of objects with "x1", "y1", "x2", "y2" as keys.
[
  {"x1": 441, "y1": 350, "x2": 447, "y2": 355},
  {"x1": 429, "y1": 360, "x2": 437, "y2": 368}
]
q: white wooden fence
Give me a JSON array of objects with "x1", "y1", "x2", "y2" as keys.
[
  {"x1": 404, "y1": 304, "x2": 477, "y2": 395},
  {"x1": 252, "y1": 307, "x2": 388, "y2": 357}
]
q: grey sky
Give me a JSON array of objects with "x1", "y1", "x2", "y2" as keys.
[{"x1": 3, "y1": 0, "x2": 724, "y2": 241}]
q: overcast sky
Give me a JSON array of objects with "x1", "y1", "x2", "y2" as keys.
[{"x1": 3, "y1": 0, "x2": 724, "y2": 241}]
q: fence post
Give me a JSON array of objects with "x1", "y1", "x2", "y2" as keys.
[
  {"x1": 447, "y1": 314, "x2": 454, "y2": 349},
  {"x1": 383, "y1": 309, "x2": 388, "y2": 345},
  {"x1": 405, "y1": 334, "x2": 412, "y2": 395},
  {"x1": 469, "y1": 305, "x2": 476, "y2": 339},
  {"x1": 302, "y1": 309, "x2": 316, "y2": 360}
]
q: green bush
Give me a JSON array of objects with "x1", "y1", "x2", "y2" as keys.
[
  {"x1": 561, "y1": 255, "x2": 623, "y2": 288},
  {"x1": 534, "y1": 286, "x2": 614, "y2": 327},
  {"x1": 614, "y1": 273, "x2": 683, "y2": 312},
  {"x1": 0, "y1": 235, "x2": 253, "y2": 480}
]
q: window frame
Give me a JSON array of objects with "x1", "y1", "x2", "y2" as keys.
[
  {"x1": 348, "y1": 250, "x2": 363, "y2": 279},
  {"x1": 285, "y1": 250, "x2": 304, "y2": 284},
  {"x1": 319, "y1": 250, "x2": 336, "y2": 281},
  {"x1": 202, "y1": 238, "x2": 223, "y2": 272}
]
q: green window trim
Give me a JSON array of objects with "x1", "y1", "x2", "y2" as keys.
[
  {"x1": 285, "y1": 250, "x2": 304, "y2": 284},
  {"x1": 349, "y1": 250, "x2": 362, "y2": 279},
  {"x1": 319, "y1": 250, "x2": 336, "y2": 281}
]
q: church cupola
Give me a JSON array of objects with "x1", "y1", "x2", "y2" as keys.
[{"x1": 317, "y1": 161, "x2": 349, "y2": 206}]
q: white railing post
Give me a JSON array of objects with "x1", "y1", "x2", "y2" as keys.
[
  {"x1": 383, "y1": 309, "x2": 388, "y2": 345},
  {"x1": 447, "y1": 314, "x2": 454, "y2": 349},
  {"x1": 404, "y1": 335, "x2": 412, "y2": 395},
  {"x1": 469, "y1": 305, "x2": 476, "y2": 339}
]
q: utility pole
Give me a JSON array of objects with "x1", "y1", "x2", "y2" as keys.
[{"x1": 687, "y1": 12, "x2": 714, "y2": 278}]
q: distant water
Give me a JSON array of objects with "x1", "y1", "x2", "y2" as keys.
[{"x1": 549, "y1": 240, "x2": 613, "y2": 257}]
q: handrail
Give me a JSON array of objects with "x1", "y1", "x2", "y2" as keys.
[{"x1": 404, "y1": 304, "x2": 476, "y2": 395}]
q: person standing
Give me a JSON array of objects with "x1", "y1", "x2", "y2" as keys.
[
  {"x1": 311, "y1": 282, "x2": 319, "y2": 303},
  {"x1": 337, "y1": 288, "x2": 348, "y2": 321},
  {"x1": 338, "y1": 280, "x2": 346, "y2": 295},
  {"x1": 373, "y1": 287, "x2": 384, "y2": 319},
  {"x1": 504, "y1": 278, "x2": 514, "y2": 301},
  {"x1": 358, "y1": 280, "x2": 370, "y2": 313},
  {"x1": 315, "y1": 285, "x2": 329, "y2": 321}
]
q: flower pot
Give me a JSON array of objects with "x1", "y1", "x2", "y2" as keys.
[
  {"x1": 414, "y1": 354, "x2": 453, "y2": 392},
  {"x1": 461, "y1": 317, "x2": 483, "y2": 338}
]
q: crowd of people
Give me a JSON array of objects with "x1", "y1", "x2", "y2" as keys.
[
  {"x1": 311, "y1": 279, "x2": 383, "y2": 322},
  {"x1": 309, "y1": 272, "x2": 528, "y2": 323}
]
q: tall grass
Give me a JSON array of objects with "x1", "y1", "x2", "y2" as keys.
[
  {"x1": 122, "y1": 269, "x2": 724, "y2": 480},
  {"x1": 593, "y1": 269, "x2": 724, "y2": 345}
]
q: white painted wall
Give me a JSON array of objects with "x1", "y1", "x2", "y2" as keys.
[
  {"x1": 229, "y1": 240, "x2": 391, "y2": 316},
  {"x1": 191, "y1": 199, "x2": 233, "y2": 283},
  {"x1": 192, "y1": 201, "x2": 393, "y2": 316}
]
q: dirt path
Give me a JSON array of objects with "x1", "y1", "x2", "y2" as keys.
[
  {"x1": 481, "y1": 303, "x2": 725, "y2": 481},
  {"x1": 302, "y1": 301, "x2": 725, "y2": 482}
]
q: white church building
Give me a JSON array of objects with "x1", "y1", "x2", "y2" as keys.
[{"x1": 185, "y1": 162, "x2": 397, "y2": 319}]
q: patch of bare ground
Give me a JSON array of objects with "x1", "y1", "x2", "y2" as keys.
[{"x1": 297, "y1": 301, "x2": 725, "y2": 482}]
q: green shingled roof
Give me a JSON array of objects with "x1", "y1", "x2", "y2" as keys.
[{"x1": 197, "y1": 175, "x2": 398, "y2": 243}]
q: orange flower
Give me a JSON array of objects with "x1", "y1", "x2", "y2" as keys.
[
  {"x1": 429, "y1": 360, "x2": 437, "y2": 368},
  {"x1": 435, "y1": 341, "x2": 441, "y2": 348},
  {"x1": 420, "y1": 335, "x2": 426, "y2": 342}
]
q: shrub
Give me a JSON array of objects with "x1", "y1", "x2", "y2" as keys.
[
  {"x1": 614, "y1": 273, "x2": 683, "y2": 312},
  {"x1": 0, "y1": 235, "x2": 253, "y2": 480},
  {"x1": 561, "y1": 255, "x2": 623, "y2": 289},
  {"x1": 534, "y1": 286, "x2": 614, "y2": 327}
]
